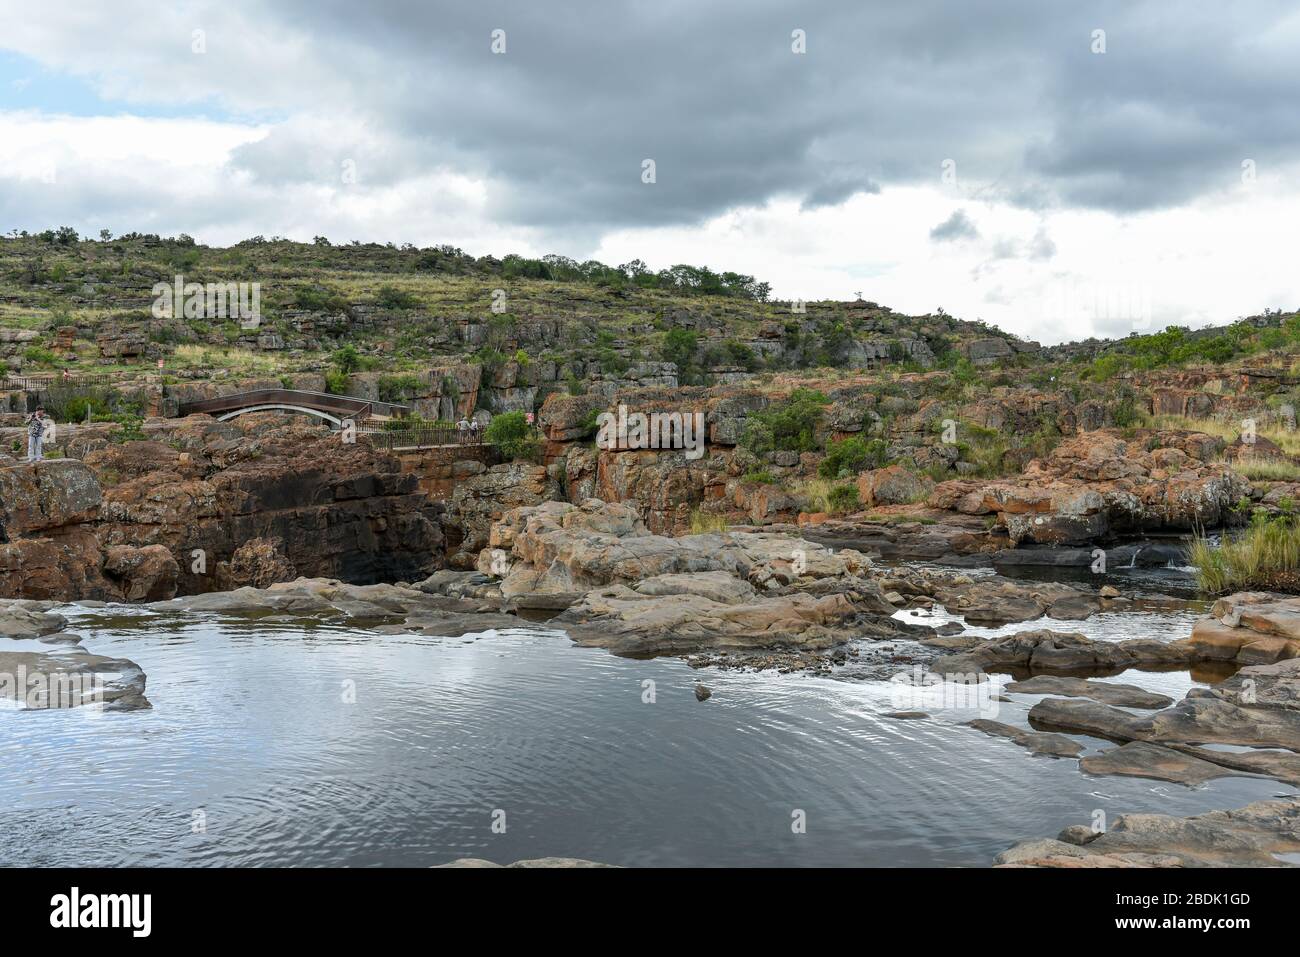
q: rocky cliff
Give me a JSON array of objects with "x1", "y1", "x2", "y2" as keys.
[{"x1": 0, "y1": 413, "x2": 444, "y2": 601}]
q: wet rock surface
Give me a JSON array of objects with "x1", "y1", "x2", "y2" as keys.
[
  {"x1": 998, "y1": 652, "x2": 1300, "y2": 862},
  {"x1": 931, "y1": 629, "x2": 1196, "y2": 677},
  {"x1": 0, "y1": 648, "x2": 151, "y2": 711},
  {"x1": 996, "y1": 795, "x2": 1300, "y2": 867},
  {"x1": 1078, "y1": 742, "x2": 1244, "y2": 785},
  {"x1": 555, "y1": 577, "x2": 911, "y2": 658},
  {"x1": 965, "y1": 718, "x2": 1086, "y2": 758},
  {"x1": 436, "y1": 857, "x2": 616, "y2": 868},
  {"x1": 1, "y1": 600, "x2": 150, "y2": 711},
  {"x1": 1003, "y1": 675, "x2": 1174, "y2": 709}
]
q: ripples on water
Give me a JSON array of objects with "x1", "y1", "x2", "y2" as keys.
[{"x1": 0, "y1": 594, "x2": 1293, "y2": 868}]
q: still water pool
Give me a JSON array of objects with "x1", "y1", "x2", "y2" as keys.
[{"x1": 1, "y1": 602, "x2": 1291, "y2": 867}]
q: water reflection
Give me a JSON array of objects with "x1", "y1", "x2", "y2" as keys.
[{"x1": 0, "y1": 602, "x2": 1290, "y2": 868}]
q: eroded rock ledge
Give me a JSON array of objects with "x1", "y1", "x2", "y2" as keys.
[
  {"x1": 0, "y1": 414, "x2": 444, "y2": 602},
  {"x1": 0, "y1": 600, "x2": 150, "y2": 711},
  {"x1": 996, "y1": 796, "x2": 1300, "y2": 867},
  {"x1": 992, "y1": 653, "x2": 1300, "y2": 864}
]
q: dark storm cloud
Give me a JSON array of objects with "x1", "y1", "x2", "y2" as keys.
[
  {"x1": 930, "y1": 209, "x2": 978, "y2": 242},
  {"x1": 32, "y1": 0, "x2": 1300, "y2": 233}
]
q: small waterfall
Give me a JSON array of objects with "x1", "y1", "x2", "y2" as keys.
[{"x1": 1123, "y1": 546, "x2": 1142, "y2": 569}]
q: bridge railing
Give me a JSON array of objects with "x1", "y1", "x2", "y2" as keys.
[
  {"x1": 176, "y1": 388, "x2": 395, "y2": 423},
  {"x1": 360, "y1": 426, "x2": 486, "y2": 449},
  {"x1": 1, "y1": 373, "x2": 117, "y2": 391}
]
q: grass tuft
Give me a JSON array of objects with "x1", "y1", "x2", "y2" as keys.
[{"x1": 1189, "y1": 516, "x2": 1300, "y2": 593}]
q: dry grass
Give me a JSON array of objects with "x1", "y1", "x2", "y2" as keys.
[
  {"x1": 792, "y1": 477, "x2": 835, "y2": 513},
  {"x1": 1145, "y1": 413, "x2": 1300, "y2": 456},
  {"x1": 688, "y1": 508, "x2": 729, "y2": 535},
  {"x1": 1233, "y1": 456, "x2": 1300, "y2": 481},
  {"x1": 172, "y1": 345, "x2": 281, "y2": 376},
  {"x1": 1143, "y1": 413, "x2": 1239, "y2": 441},
  {"x1": 1189, "y1": 518, "x2": 1300, "y2": 593}
]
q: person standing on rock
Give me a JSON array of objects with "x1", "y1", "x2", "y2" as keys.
[{"x1": 25, "y1": 407, "x2": 46, "y2": 461}]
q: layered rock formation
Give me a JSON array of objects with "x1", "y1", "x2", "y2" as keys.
[
  {"x1": 479, "y1": 498, "x2": 873, "y2": 599},
  {"x1": 0, "y1": 457, "x2": 178, "y2": 601},
  {"x1": 996, "y1": 795, "x2": 1300, "y2": 867},
  {"x1": 0, "y1": 413, "x2": 444, "y2": 601},
  {"x1": 926, "y1": 430, "x2": 1247, "y2": 546}
]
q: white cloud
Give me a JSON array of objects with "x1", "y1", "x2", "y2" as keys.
[
  {"x1": 2, "y1": 1, "x2": 1299, "y2": 345},
  {"x1": 594, "y1": 182, "x2": 1300, "y2": 344},
  {"x1": 0, "y1": 110, "x2": 537, "y2": 252}
]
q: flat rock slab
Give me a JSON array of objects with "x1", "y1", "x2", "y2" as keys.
[
  {"x1": 0, "y1": 604, "x2": 69, "y2": 640},
  {"x1": 1169, "y1": 744, "x2": 1300, "y2": 786},
  {"x1": 1133, "y1": 696, "x2": 1300, "y2": 751},
  {"x1": 0, "y1": 648, "x2": 150, "y2": 712},
  {"x1": 1031, "y1": 694, "x2": 1300, "y2": 783},
  {"x1": 919, "y1": 634, "x2": 983, "y2": 651},
  {"x1": 934, "y1": 629, "x2": 1147, "y2": 676},
  {"x1": 996, "y1": 795, "x2": 1300, "y2": 867},
  {"x1": 555, "y1": 583, "x2": 907, "y2": 658},
  {"x1": 1005, "y1": 675, "x2": 1173, "y2": 709},
  {"x1": 966, "y1": 718, "x2": 1085, "y2": 757},
  {"x1": 436, "y1": 857, "x2": 616, "y2": 868},
  {"x1": 1028, "y1": 697, "x2": 1143, "y2": 742},
  {"x1": 1205, "y1": 657, "x2": 1300, "y2": 711},
  {"x1": 1080, "y1": 742, "x2": 1245, "y2": 785}
]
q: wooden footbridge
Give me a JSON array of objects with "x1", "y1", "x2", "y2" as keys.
[
  {"x1": 176, "y1": 388, "x2": 511, "y2": 450},
  {"x1": 177, "y1": 388, "x2": 410, "y2": 427}
]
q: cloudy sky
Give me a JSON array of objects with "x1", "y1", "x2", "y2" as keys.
[{"x1": 1, "y1": 1, "x2": 1297, "y2": 344}]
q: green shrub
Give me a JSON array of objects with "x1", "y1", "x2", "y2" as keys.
[
  {"x1": 108, "y1": 414, "x2": 147, "y2": 443},
  {"x1": 951, "y1": 357, "x2": 978, "y2": 385},
  {"x1": 827, "y1": 484, "x2": 860, "y2": 514},
  {"x1": 374, "y1": 285, "x2": 419, "y2": 309},
  {"x1": 293, "y1": 285, "x2": 348, "y2": 312},
  {"x1": 377, "y1": 373, "x2": 423, "y2": 403},
  {"x1": 577, "y1": 407, "x2": 601, "y2": 439},
  {"x1": 331, "y1": 345, "x2": 361, "y2": 375},
  {"x1": 23, "y1": 346, "x2": 56, "y2": 365},
  {"x1": 63, "y1": 395, "x2": 112, "y2": 422},
  {"x1": 663, "y1": 328, "x2": 699, "y2": 379},
  {"x1": 484, "y1": 410, "x2": 540, "y2": 460},
  {"x1": 1112, "y1": 387, "x2": 1140, "y2": 428},
  {"x1": 743, "y1": 469, "x2": 776, "y2": 484},
  {"x1": 740, "y1": 388, "x2": 827, "y2": 455},
  {"x1": 324, "y1": 369, "x2": 350, "y2": 395},
  {"x1": 819, "y1": 436, "x2": 889, "y2": 478}
]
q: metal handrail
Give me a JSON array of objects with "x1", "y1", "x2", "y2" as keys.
[
  {"x1": 0, "y1": 373, "x2": 116, "y2": 391},
  {"x1": 176, "y1": 388, "x2": 408, "y2": 423},
  {"x1": 361, "y1": 426, "x2": 490, "y2": 449}
]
